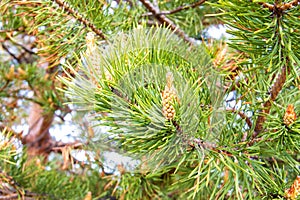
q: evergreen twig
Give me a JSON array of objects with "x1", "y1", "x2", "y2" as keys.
[
  {"x1": 226, "y1": 108, "x2": 252, "y2": 129},
  {"x1": 1, "y1": 43, "x2": 20, "y2": 64},
  {"x1": 4, "y1": 33, "x2": 36, "y2": 55},
  {"x1": 139, "y1": 0, "x2": 196, "y2": 45}
]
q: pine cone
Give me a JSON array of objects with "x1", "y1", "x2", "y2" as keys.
[
  {"x1": 86, "y1": 32, "x2": 98, "y2": 66},
  {"x1": 283, "y1": 104, "x2": 297, "y2": 126},
  {"x1": 162, "y1": 72, "x2": 179, "y2": 120},
  {"x1": 285, "y1": 176, "x2": 300, "y2": 200}
]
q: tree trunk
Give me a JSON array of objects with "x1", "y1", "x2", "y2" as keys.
[{"x1": 23, "y1": 103, "x2": 54, "y2": 158}]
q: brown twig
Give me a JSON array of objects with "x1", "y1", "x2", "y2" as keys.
[
  {"x1": 53, "y1": 0, "x2": 106, "y2": 40},
  {"x1": 226, "y1": 108, "x2": 252, "y2": 129},
  {"x1": 51, "y1": 140, "x2": 84, "y2": 152},
  {"x1": 257, "y1": 0, "x2": 300, "y2": 11},
  {"x1": 139, "y1": 0, "x2": 196, "y2": 45},
  {"x1": 142, "y1": 0, "x2": 206, "y2": 16},
  {"x1": 253, "y1": 65, "x2": 290, "y2": 138}
]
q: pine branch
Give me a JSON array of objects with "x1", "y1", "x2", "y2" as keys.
[
  {"x1": 139, "y1": 0, "x2": 196, "y2": 45},
  {"x1": 142, "y1": 0, "x2": 206, "y2": 16},
  {"x1": 53, "y1": 0, "x2": 106, "y2": 40}
]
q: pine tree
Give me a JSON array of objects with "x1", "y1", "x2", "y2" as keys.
[{"x1": 1, "y1": 0, "x2": 300, "y2": 199}]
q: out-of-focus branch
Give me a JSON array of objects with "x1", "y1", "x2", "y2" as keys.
[
  {"x1": 142, "y1": 0, "x2": 206, "y2": 16},
  {"x1": 1, "y1": 43, "x2": 20, "y2": 63},
  {"x1": 138, "y1": 19, "x2": 161, "y2": 26},
  {"x1": 5, "y1": 33, "x2": 36, "y2": 55},
  {"x1": 0, "y1": 27, "x2": 25, "y2": 33},
  {"x1": 53, "y1": 0, "x2": 106, "y2": 40},
  {"x1": 115, "y1": 0, "x2": 134, "y2": 7},
  {"x1": 140, "y1": 0, "x2": 196, "y2": 45},
  {"x1": 0, "y1": 169, "x2": 47, "y2": 200},
  {"x1": 0, "y1": 81, "x2": 9, "y2": 92},
  {"x1": 226, "y1": 108, "x2": 252, "y2": 129}
]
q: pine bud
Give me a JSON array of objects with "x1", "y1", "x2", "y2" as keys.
[
  {"x1": 161, "y1": 72, "x2": 179, "y2": 120},
  {"x1": 285, "y1": 176, "x2": 300, "y2": 200},
  {"x1": 85, "y1": 32, "x2": 100, "y2": 70},
  {"x1": 283, "y1": 104, "x2": 297, "y2": 126},
  {"x1": 85, "y1": 32, "x2": 112, "y2": 84}
]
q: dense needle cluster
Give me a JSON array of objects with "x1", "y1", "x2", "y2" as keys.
[{"x1": 161, "y1": 72, "x2": 179, "y2": 120}]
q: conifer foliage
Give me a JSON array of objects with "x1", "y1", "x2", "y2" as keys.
[{"x1": 1, "y1": 0, "x2": 300, "y2": 199}]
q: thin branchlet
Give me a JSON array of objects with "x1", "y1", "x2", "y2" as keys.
[{"x1": 253, "y1": 63, "x2": 290, "y2": 138}]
